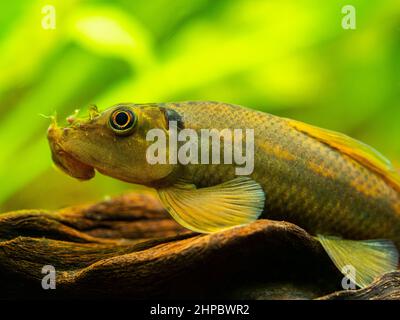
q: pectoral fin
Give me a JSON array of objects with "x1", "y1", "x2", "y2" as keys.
[
  {"x1": 157, "y1": 177, "x2": 265, "y2": 233},
  {"x1": 317, "y1": 235, "x2": 399, "y2": 288}
]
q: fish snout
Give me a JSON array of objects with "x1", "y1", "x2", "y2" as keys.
[{"x1": 47, "y1": 122, "x2": 95, "y2": 180}]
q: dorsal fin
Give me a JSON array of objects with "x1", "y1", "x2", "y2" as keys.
[{"x1": 285, "y1": 118, "x2": 400, "y2": 192}]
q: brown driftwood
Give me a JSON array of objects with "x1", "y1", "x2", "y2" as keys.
[{"x1": 0, "y1": 191, "x2": 399, "y2": 299}]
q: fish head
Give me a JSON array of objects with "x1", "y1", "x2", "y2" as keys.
[{"x1": 47, "y1": 103, "x2": 177, "y2": 185}]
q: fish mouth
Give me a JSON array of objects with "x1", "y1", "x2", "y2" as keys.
[{"x1": 47, "y1": 121, "x2": 95, "y2": 180}]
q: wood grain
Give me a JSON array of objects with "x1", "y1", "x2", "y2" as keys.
[{"x1": 0, "y1": 191, "x2": 398, "y2": 299}]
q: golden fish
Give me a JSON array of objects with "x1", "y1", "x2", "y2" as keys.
[{"x1": 47, "y1": 101, "x2": 400, "y2": 288}]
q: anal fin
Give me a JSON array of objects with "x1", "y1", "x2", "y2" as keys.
[{"x1": 317, "y1": 235, "x2": 399, "y2": 288}]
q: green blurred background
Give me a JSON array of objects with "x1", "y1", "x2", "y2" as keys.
[{"x1": 1, "y1": 0, "x2": 399, "y2": 212}]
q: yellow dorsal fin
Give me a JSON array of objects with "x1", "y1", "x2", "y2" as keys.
[
  {"x1": 286, "y1": 119, "x2": 400, "y2": 192},
  {"x1": 158, "y1": 177, "x2": 265, "y2": 233}
]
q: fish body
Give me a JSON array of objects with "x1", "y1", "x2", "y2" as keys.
[
  {"x1": 47, "y1": 101, "x2": 400, "y2": 287},
  {"x1": 165, "y1": 102, "x2": 400, "y2": 243}
]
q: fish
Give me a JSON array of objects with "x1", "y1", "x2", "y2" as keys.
[{"x1": 47, "y1": 101, "x2": 400, "y2": 288}]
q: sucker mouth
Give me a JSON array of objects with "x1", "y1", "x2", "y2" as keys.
[
  {"x1": 47, "y1": 121, "x2": 95, "y2": 180},
  {"x1": 51, "y1": 147, "x2": 95, "y2": 180}
]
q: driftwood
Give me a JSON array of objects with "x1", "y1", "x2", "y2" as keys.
[{"x1": 0, "y1": 191, "x2": 399, "y2": 300}]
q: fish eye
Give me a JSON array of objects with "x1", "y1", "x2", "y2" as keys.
[{"x1": 109, "y1": 108, "x2": 137, "y2": 135}]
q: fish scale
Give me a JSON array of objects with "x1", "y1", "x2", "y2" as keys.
[{"x1": 169, "y1": 101, "x2": 400, "y2": 244}]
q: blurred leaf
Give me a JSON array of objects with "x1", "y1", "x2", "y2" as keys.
[
  {"x1": 68, "y1": 5, "x2": 155, "y2": 68},
  {"x1": 0, "y1": 0, "x2": 399, "y2": 210},
  {"x1": 0, "y1": 0, "x2": 81, "y2": 101}
]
